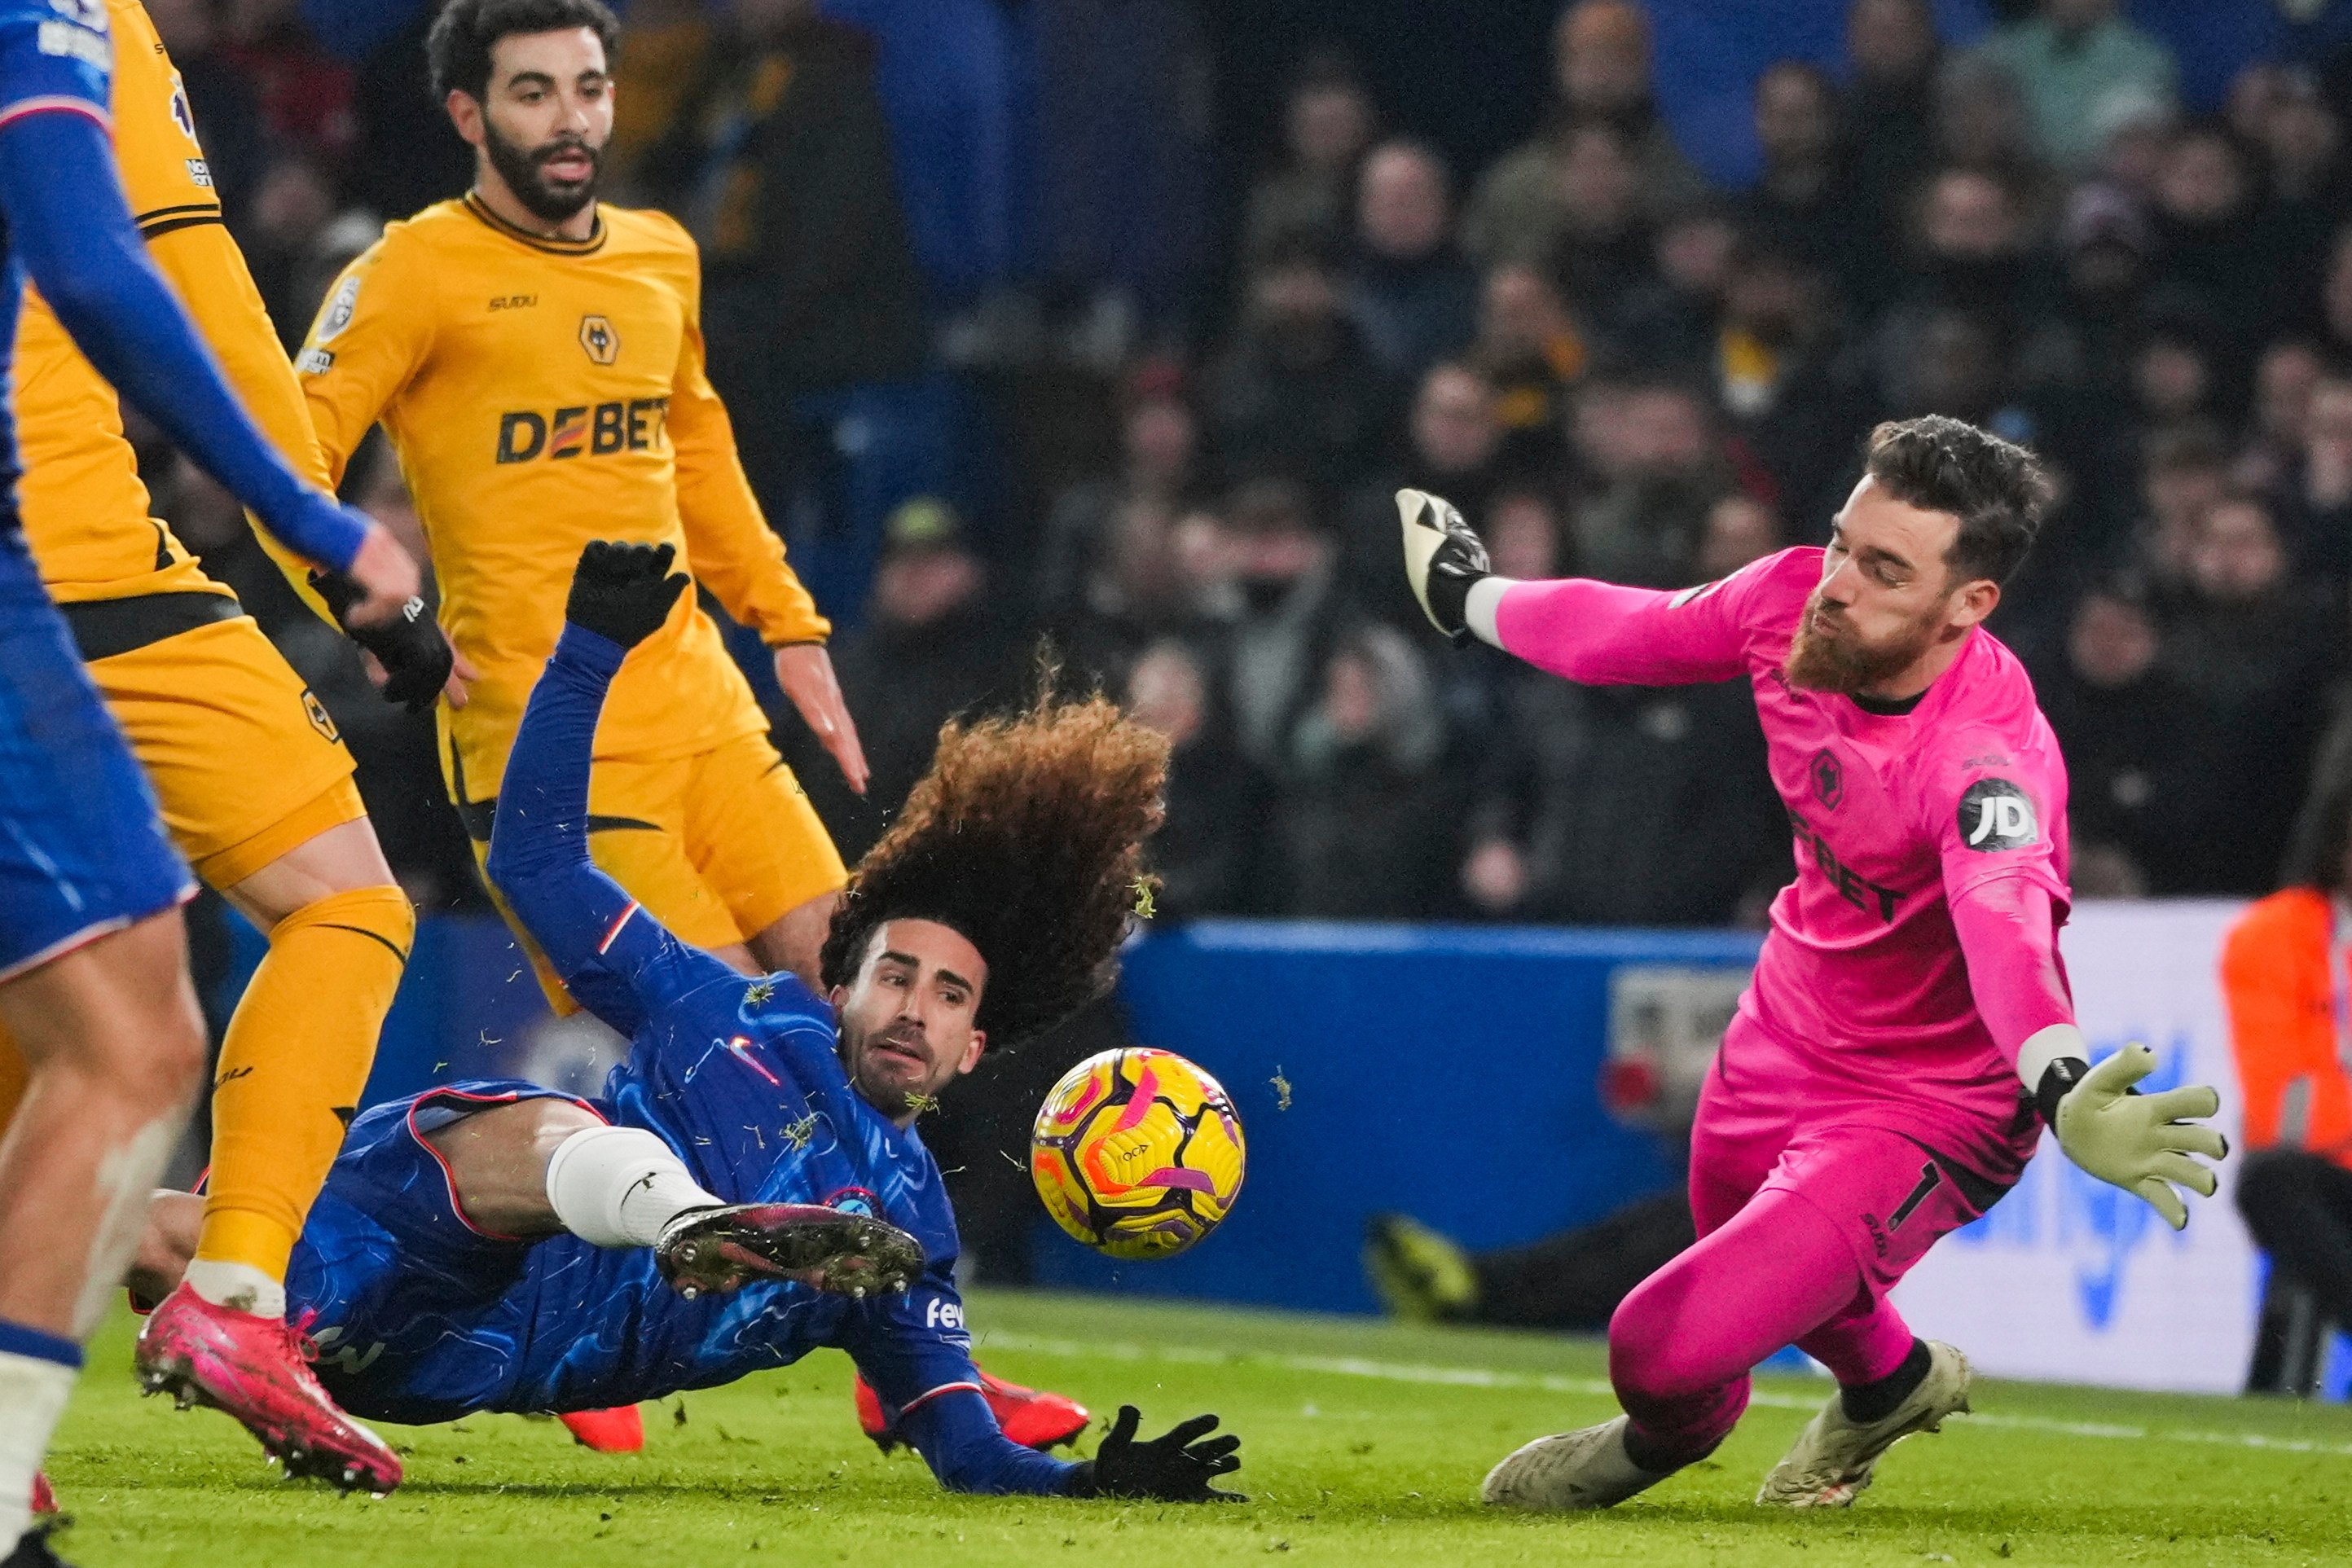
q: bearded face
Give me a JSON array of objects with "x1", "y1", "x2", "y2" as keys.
[{"x1": 1781, "y1": 582, "x2": 1951, "y2": 694}]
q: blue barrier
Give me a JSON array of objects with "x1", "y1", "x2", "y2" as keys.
[
  {"x1": 227, "y1": 911, "x2": 1761, "y2": 1316},
  {"x1": 1033, "y1": 920, "x2": 1762, "y2": 1314}
]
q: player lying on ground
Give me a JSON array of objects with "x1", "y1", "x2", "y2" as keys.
[
  {"x1": 1400, "y1": 415, "x2": 2227, "y2": 1512},
  {"x1": 125, "y1": 542, "x2": 1242, "y2": 1503}
]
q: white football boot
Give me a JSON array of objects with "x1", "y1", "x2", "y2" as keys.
[
  {"x1": 1755, "y1": 1340, "x2": 1972, "y2": 1508},
  {"x1": 1480, "y1": 1416, "x2": 1675, "y2": 1510}
]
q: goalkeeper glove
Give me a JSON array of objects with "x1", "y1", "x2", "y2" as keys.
[
  {"x1": 2027, "y1": 1032, "x2": 2227, "y2": 1231},
  {"x1": 1397, "y1": 488, "x2": 1491, "y2": 648},
  {"x1": 310, "y1": 569, "x2": 450, "y2": 714},
  {"x1": 565, "y1": 541, "x2": 689, "y2": 650},
  {"x1": 1068, "y1": 1405, "x2": 1243, "y2": 1502}
]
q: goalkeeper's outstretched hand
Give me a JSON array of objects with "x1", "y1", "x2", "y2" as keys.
[
  {"x1": 1070, "y1": 1405, "x2": 1243, "y2": 1502},
  {"x1": 567, "y1": 540, "x2": 689, "y2": 650},
  {"x1": 2046, "y1": 1043, "x2": 2227, "y2": 1231},
  {"x1": 1398, "y1": 487, "x2": 1491, "y2": 648}
]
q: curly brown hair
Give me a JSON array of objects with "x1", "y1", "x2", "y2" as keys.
[{"x1": 819, "y1": 684, "x2": 1170, "y2": 1052}]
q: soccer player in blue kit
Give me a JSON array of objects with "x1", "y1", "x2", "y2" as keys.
[
  {"x1": 0, "y1": 0, "x2": 429, "y2": 1558},
  {"x1": 130, "y1": 542, "x2": 1246, "y2": 1503}
]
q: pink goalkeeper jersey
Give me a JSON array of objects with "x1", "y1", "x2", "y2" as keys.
[{"x1": 1494, "y1": 547, "x2": 2072, "y2": 1166}]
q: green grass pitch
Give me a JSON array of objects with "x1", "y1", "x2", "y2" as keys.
[{"x1": 42, "y1": 1290, "x2": 2352, "y2": 1566}]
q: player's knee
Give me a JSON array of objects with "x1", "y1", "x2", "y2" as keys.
[
  {"x1": 141, "y1": 974, "x2": 209, "y2": 1109},
  {"x1": 1607, "y1": 1275, "x2": 1720, "y2": 1407}
]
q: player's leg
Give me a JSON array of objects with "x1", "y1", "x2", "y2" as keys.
[
  {"x1": 82, "y1": 617, "x2": 410, "y2": 1491},
  {"x1": 421, "y1": 1096, "x2": 921, "y2": 1297},
  {"x1": 1749, "y1": 1136, "x2": 1995, "y2": 1507},
  {"x1": 0, "y1": 914, "x2": 204, "y2": 1553},
  {"x1": 1484, "y1": 1034, "x2": 1785, "y2": 1510},
  {"x1": 191, "y1": 810, "x2": 411, "y2": 1313},
  {"x1": 681, "y1": 733, "x2": 846, "y2": 990}
]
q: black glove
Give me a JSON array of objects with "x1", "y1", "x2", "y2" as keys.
[
  {"x1": 1068, "y1": 1405, "x2": 1243, "y2": 1502},
  {"x1": 566, "y1": 541, "x2": 689, "y2": 649},
  {"x1": 310, "y1": 570, "x2": 451, "y2": 714}
]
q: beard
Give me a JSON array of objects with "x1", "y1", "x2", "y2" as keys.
[
  {"x1": 483, "y1": 119, "x2": 603, "y2": 224},
  {"x1": 839, "y1": 1020, "x2": 935, "y2": 1119},
  {"x1": 1781, "y1": 589, "x2": 1944, "y2": 695}
]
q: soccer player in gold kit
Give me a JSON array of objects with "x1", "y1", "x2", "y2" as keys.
[
  {"x1": 1, "y1": 0, "x2": 455, "y2": 1496},
  {"x1": 299, "y1": 0, "x2": 867, "y2": 1006}
]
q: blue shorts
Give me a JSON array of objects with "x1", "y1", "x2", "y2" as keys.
[
  {"x1": 0, "y1": 543, "x2": 191, "y2": 981},
  {"x1": 289, "y1": 1081, "x2": 605, "y2": 1424}
]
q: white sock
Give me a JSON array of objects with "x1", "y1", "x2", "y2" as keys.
[
  {"x1": 1466, "y1": 575, "x2": 1519, "y2": 648},
  {"x1": 182, "y1": 1260, "x2": 287, "y2": 1320},
  {"x1": 0, "y1": 1346, "x2": 78, "y2": 1552},
  {"x1": 543, "y1": 1126, "x2": 721, "y2": 1249}
]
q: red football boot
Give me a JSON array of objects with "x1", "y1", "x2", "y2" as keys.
[
  {"x1": 853, "y1": 1365, "x2": 1091, "y2": 1454},
  {"x1": 557, "y1": 1406, "x2": 644, "y2": 1453},
  {"x1": 655, "y1": 1203, "x2": 924, "y2": 1301},
  {"x1": 134, "y1": 1283, "x2": 402, "y2": 1495},
  {"x1": 29, "y1": 1472, "x2": 55, "y2": 1515}
]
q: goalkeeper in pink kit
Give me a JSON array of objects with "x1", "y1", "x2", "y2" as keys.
[{"x1": 1399, "y1": 415, "x2": 2229, "y2": 1511}]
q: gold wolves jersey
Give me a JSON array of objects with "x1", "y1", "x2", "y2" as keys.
[
  {"x1": 13, "y1": 0, "x2": 335, "y2": 604},
  {"x1": 298, "y1": 195, "x2": 828, "y2": 796}
]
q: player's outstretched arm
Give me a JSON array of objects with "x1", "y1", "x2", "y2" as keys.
[
  {"x1": 487, "y1": 542, "x2": 741, "y2": 1032},
  {"x1": 1398, "y1": 488, "x2": 1753, "y2": 685},
  {"x1": 895, "y1": 1392, "x2": 1242, "y2": 1500},
  {"x1": 1068, "y1": 1405, "x2": 1245, "y2": 1502},
  {"x1": 1950, "y1": 876, "x2": 2227, "y2": 1229},
  {"x1": 0, "y1": 109, "x2": 415, "y2": 622}
]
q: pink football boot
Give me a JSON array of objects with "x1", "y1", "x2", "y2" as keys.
[{"x1": 134, "y1": 1283, "x2": 402, "y2": 1494}]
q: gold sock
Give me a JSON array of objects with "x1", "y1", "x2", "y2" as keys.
[{"x1": 195, "y1": 885, "x2": 413, "y2": 1280}]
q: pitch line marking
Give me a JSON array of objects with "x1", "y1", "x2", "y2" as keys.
[{"x1": 974, "y1": 1332, "x2": 2352, "y2": 1458}]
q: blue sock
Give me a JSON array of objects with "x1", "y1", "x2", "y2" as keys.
[{"x1": 0, "y1": 1319, "x2": 81, "y2": 1371}]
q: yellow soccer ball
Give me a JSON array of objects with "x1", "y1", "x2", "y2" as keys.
[{"x1": 1031, "y1": 1048, "x2": 1246, "y2": 1259}]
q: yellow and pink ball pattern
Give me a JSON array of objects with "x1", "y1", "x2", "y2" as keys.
[{"x1": 1030, "y1": 1048, "x2": 1246, "y2": 1259}]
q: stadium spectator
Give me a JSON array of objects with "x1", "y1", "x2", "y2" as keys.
[
  {"x1": 1128, "y1": 640, "x2": 1272, "y2": 920},
  {"x1": 1206, "y1": 233, "x2": 1391, "y2": 497},
  {"x1": 2037, "y1": 579, "x2": 2179, "y2": 898},
  {"x1": 1207, "y1": 477, "x2": 1356, "y2": 772},
  {"x1": 1472, "y1": 261, "x2": 1587, "y2": 474},
  {"x1": 1243, "y1": 50, "x2": 1375, "y2": 266},
  {"x1": 1741, "y1": 62, "x2": 1879, "y2": 312},
  {"x1": 2153, "y1": 492, "x2": 2339, "y2": 894},
  {"x1": 2148, "y1": 121, "x2": 2277, "y2": 344},
  {"x1": 1930, "y1": 53, "x2": 2058, "y2": 231},
  {"x1": 1545, "y1": 121, "x2": 1655, "y2": 332},
  {"x1": 1340, "y1": 362, "x2": 1508, "y2": 623},
  {"x1": 1568, "y1": 375, "x2": 1730, "y2": 590},
  {"x1": 1037, "y1": 362, "x2": 1206, "y2": 621},
  {"x1": 638, "y1": 0, "x2": 929, "y2": 513},
  {"x1": 2285, "y1": 376, "x2": 2352, "y2": 582},
  {"x1": 1346, "y1": 140, "x2": 1479, "y2": 386},
  {"x1": 1981, "y1": 0, "x2": 2179, "y2": 174},
  {"x1": 1264, "y1": 625, "x2": 1457, "y2": 920},
  {"x1": 1465, "y1": 0, "x2": 1702, "y2": 268},
  {"x1": 1846, "y1": 0, "x2": 1941, "y2": 235},
  {"x1": 820, "y1": 500, "x2": 1026, "y2": 859}
]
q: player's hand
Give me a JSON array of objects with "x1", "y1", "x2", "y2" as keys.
[
  {"x1": 311, "y1": 551, "x2": 452, "y2": 716},
  {"x1": 1070, "y1": 1405, "x2": 1243, "y2": 1503},
  {"x1": 325, "y1": 519, "x2": 424, "y2": 627},
  {"x1": 567, "y1": 541, "x2": 689, "y2": 649},
  {"x1": 774, "y1": 642, "x2": 868, "y2": 795},
  {"x1": 357, "y1": 635, "x2": 477, "y2": 711},
  {"x1": 1398, "y1": 488, "x2": 1490, "y2": 648},
  {"x1": 2050, "y1": 1043, "x2": 2228, "y2": 1231}
]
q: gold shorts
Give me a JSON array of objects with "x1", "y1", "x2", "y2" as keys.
[
  {"x1": 73, "y1": 594, "x2": 364, "y2": 889},
  {"x1": 460, "y1": 728, "x2": 847, "y2": 1009}
]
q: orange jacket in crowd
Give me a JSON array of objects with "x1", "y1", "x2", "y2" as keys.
[{"x1": 2222, "y1": 887, "x2": 2352, "y2": 1166}]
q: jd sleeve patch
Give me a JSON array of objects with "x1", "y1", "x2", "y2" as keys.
[{"x1": 1959, "y1": 777, "x2": 2038, "y2": 851}]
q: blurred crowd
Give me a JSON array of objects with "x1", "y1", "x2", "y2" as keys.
[{"x1": 140, "y1": 0, "x2": 2352, "y2": 930}]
